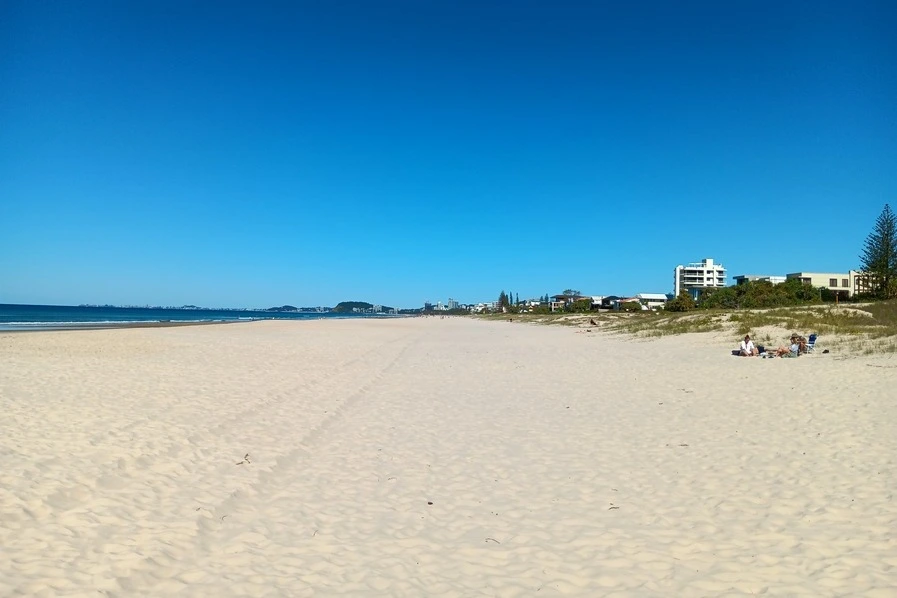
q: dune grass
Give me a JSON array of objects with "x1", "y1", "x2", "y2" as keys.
[{"x1": 476, "y1": 300, "x2": 897, "y2": 353}]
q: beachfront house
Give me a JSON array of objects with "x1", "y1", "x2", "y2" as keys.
[
  {"x1": 549, "y1": 296, "x2": 566, "y2": 312},
  {"x1": 550, "y1": 294, "x2": 592, "y2": 312},
  {"x1": 610, "y1": 297, "x2": 641, "y2": 310},
  {"x1": 673, "y1": 258, "x2": 727, "y2": 300},
  {"x1": 635, "y1": 293, "x2": 668, "y2": 310},
  {"x1": 598, "y1": 296, "x2": 621, "y2": 310},
  {"x1": 786, "y1": 271, "x2": 853, "y2": 300}
]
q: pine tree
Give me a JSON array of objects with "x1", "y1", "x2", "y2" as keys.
[{"x1": 860, "y1": 204, "x2": 897, "y2": 298}]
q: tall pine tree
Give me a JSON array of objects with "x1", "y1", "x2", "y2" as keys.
[{"x1": 860, "y1": 204, "x2": 897, "y2": 298}]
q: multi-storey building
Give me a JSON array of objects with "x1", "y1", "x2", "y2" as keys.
[
  {"x1": 786, "y1": 272, "x2": 851, "y2": 299},
  {"x1": 673, "y1": 258, "x2": 727, "y2": 300},
  {"x1": 787, "y1": 270, "x2": 882, "y2": 299}
]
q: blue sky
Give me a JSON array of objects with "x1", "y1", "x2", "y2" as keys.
[{"x1": 2, "y1": 1, "x2": 895, "y2": 309}]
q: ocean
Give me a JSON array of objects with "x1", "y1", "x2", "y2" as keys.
[{"x1": 0, "y1": 304, "x2": 394, "y2": 331}]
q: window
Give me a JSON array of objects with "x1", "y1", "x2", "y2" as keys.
[
  {"x1": 829, "y1": 278, "x2": 838, "y2": 287},
  {"x1": 842, "y1": 279, "x2": 849, "y2": 287}
]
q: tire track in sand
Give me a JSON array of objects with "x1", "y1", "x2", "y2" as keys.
[{"x1": 103, "y1": 329, "x2": 423, "y2": 594}]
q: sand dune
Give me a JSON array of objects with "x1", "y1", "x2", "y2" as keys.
[{"x1": 1, "y1": 318, "x2": 895, "y2": 596}]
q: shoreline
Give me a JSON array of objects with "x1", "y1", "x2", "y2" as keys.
[{"x1": 0, "y1": 319, "x2": 250, "y2": 333}]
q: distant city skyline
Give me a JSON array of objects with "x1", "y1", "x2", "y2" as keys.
[{"x1": 2, "y1": 2, "x2": 894, "y2": 309}]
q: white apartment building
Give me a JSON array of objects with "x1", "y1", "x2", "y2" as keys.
[{"x1": 673, "y1": 258, "x2": 727, "y2": 299}]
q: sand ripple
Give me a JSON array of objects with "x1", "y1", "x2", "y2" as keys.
[{"x1": 1, "y1": 319, "x2": 895, "y2": 596}]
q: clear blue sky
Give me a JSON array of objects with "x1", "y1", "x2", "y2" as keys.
[{"x1": 2, "y1": 1, "x2": 895, "y2": 308}]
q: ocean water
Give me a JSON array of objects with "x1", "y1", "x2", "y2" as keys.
[{"x1": 0, "y1": 304, "x2": 390, "y2": 331}]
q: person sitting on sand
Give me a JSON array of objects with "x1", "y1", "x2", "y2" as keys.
[
  {"x1": 740, "y1": 334, "x2": 759, "y2": 357},
  {"x1": 773, "y1": 336, "x2": 801, "y2": 357},
  {"x1": 787, "y1": 333, "x2": 809, "y2": 354}
]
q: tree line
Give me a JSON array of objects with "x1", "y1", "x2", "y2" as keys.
[
  {"x1": 666, "y1": 278, "x2": 825, "y2": 311},
  {"x1": 489, "y1": 204, "x2": 896, "y2": 315},
  {"x1": 667, "y1": 203, "x2": 897, "y2": 311}
]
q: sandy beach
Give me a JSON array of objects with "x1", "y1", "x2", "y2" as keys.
[{"x1": 1, "y1": 317, "x2": 895, "y2": 597}]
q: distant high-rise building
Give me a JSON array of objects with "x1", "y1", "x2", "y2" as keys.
[
  {"x1": 673, "y1": 257, "x2": 727, "y2": 299},
  {"x1": 447, "y1": 298, "x2": 459, "y2": 310}
]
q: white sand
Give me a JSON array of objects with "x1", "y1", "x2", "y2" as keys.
[{"x1": 1, "y1": 317, "x2": 895, "y2": 597}]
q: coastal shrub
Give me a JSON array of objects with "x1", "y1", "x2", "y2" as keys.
[
  {"x1": 666, "y1": 291, "x2": 696, "y2": 312},
  {"x1": 555, "y1": 298, "x2": 897, "y2": 352},
  {"x1": 698, "y1": 279, "x2": 824, "y2": 309},
  {"x1": 571, "y1": 299, "x2": 592, "y2": 312},
  {"x1": 700, "y1": 286, "x2": 738, "y2": 309}
]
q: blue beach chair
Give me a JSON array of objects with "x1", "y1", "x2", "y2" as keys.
[{"x1": 806, "y1": 333, "x2": 818, "y2": 353}]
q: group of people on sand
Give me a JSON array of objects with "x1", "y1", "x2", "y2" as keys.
[{"x1": 739, "y1": 333, "x2": 807, "y2": 358}]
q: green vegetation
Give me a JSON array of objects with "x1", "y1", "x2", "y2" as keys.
[
  {"x1": 471, "y1": 205, "x2": 897, "y2": 354},
  {"x1": 571, "y1": 298, "x2": 592, "y2": 312},
  {"x1": 601, "y1": 310, "x2": 727, "y2": 336},
  {"x1": 625, "y1": 303, "x2": 896, "y2": 353},
  {"x1": 702, "y1": 278, "x2": 821, "y2": 309},
  {"x1": 662, "y1": 279, "x2": 826, "y2": 312},
  {"x1": 497, "y1": 290, "x2": 512, "y2": 310},
  {"x1": 666, "y1": 291, "x2": 696, "y2": 312},
  {"x1": 332, "y1": 301, "x2": 395, "y2": 313},
  {"x1": 611, "y1": 302, "x2": 895, "y2": 336},
  {"x1": 480, "y1": 299, "x2": 897, "y2": 353},
  {"x1": 859, "y1": 203, "x2": 897, "y2": 299}
]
